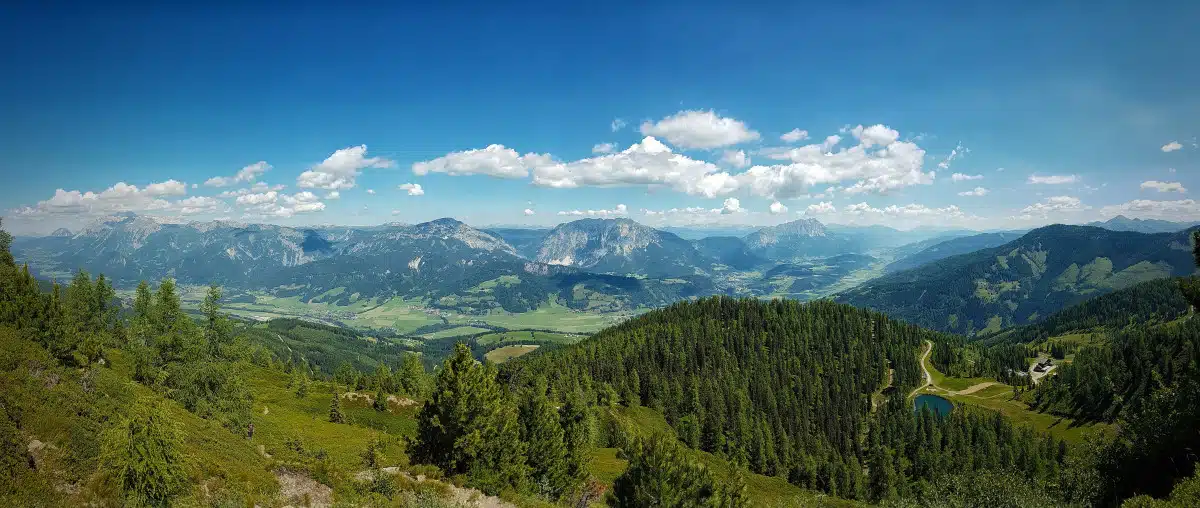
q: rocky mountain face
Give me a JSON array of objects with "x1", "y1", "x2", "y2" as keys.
[
  {"x1": 838, "y1": 225, "x2": 1199, "y2": 335},
  {"x1": 742, "y1": 218, "x2": 860, "y2": 259},
  {"x1": 534, "y1": 218, "x2": 713, "y2": 278}
]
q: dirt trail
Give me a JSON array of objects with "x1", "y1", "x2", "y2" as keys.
[{"x1": 908, "y1": 340, "x2": 933, "y2": 399}]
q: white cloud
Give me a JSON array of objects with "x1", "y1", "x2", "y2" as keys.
[
  {"x1": 958, "y1": 187, "x2": 989, "y2": 197},
  {"x1": 1099, "y1": 199, "x2": 1200, "y2": 221},
  {"x1": 769, "y1": 201, "x2": 788, "y2": 215},
  {"x1": 523, "y1": 208, "x2": 535, "y2": 216},
  {"x1": 531, "y1": 136, "x2": 738, "y2": 198},
  {"x1": 1162, "y1": 141, "x2": 1183, "y2": 152},
  {"x1": 611, "y1": 118, "x2": 626, "y2": 132},
  {"x1": 805, "y1": 201, "x2": 836, "y2": 215},
  {"x1": 205, "y1": 161, "x2": 272, "y2": 187},
  {"x1": 720, "y1": 198, "x2": 743, "y2": 214},
  {"x1": 218, "y1": 182, "x2": 284, "y2": 198},
  {"x1": 639, "y1": 110, "x2": 760, "y2": 149},
  {"x1": 14, "y1": 180, "x2": 186, "y2": 217},
  {"x1": 1140, "y1": 180, "x2": 1187, "y2": 193},
  {"x1": 937, "y1": 142, "x2": 968, "y2": 170},
  {"x1": 951, "y1": 173, "x2": 983, "y2": 182},
  {"x1": 177, "y1": 196, "x2": 223, "y2": 215},
  {"x1": 780, "y1": 129, "x2": 809, "y2": 143},
  {"x1": 297, "y1": 145, "x2": 392, "y2": 190},
  {"x1": 592, "y1": 143, "x2": 616, "y2": 154},
  {"x1": 144, "y1": 179, "x2": 187, "y2": 197},
  {"x1": 720, "y1": 149, "x2": 750, "y2": 168},
  {"x1": 367, "y1": 189, "x2": 376, "y2": 195},
  {"x1": 235, "y1": 191, "x2": 278, "y2": 206},
  {"x1": 1027, "y1": 174, "x2": 1079, "y2": 185},
  {"x1": 237, "y1": 191, "x2": 326, "y2": 218},
  {"x1": 326, "y1": 191, "x2": 341, "y2": 200},
  {"x1": 850, "y1": 124, "x2": 900, "y2": 147},
  {"x1": 1018, "y1": 195, "x2": 1087, "y2": 217},
  {"x1": 741, "y1": 124, "x2": 932, "y2": 198},
  {"x1": 412, "y1": 145, "x2": 553, "y2": 179},
  {"x1": 557, "y1": 204, "x2": 628, "y2": 217},
  {"x1": 398, "y1": 183, "x2": 425, "y2": 196}
]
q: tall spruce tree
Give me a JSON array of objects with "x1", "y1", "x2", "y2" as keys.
[
  {"x1": 518, "y1": 378, "x2": 572, "y2": 498},
  {"x1": 411, "y1": 343, "x2": 528, "y2": 495},
  {"x1": 100, "y1": 399, "x2": 186, "y2": 507},
  {"x1": 559, "y1": 387, "x2": 592, "y2": 483}
]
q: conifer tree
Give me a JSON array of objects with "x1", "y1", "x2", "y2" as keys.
[
  {"x1": 101, "y1": 399, "x2": 186, "y2": 507},
  {"x1": 411, "y1": 343, "x2": 528, "y2": 495},
  {"x1": 610, "y1": 433, "x2": 722, "y2": 507},
  {"x1": 519, "y1": 378, "x2": 572, "y2": 498},
  {"x1": 295, "y1": 372, "x2": 309, "y2": 399},
  {"x1": 559, "y1": 387, "x2": 592, "y2": 482},
  {"x1": 374, "y1": 387, "x2": 388, "y2": 412},
  {"x1": 329, "y1": 388, "x2": 345, "y2": 424}
]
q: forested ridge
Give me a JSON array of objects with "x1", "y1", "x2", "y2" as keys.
[{"x1": 5, "y1": 213, "x2": 1200, "y2": 507}]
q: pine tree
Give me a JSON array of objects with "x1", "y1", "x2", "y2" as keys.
[
  {"x1": 609, "y1": 433, "x2": 720, "y2": 507},
  {"x1": 100, "y1": 399, "x2": 186, "y2": 507},
  {"x1": 374, "y1": 387, "x2": 388, "y2": 412},
  {"x1": 411, "y1": 343, "x2": 528, "y2": 494},
  {"x1": 329, "y1": 388, "x2": 345, "y2": 424},
  {"x1": 201, "y1": 284, "x2": 233, "y2": 358},
  {"x1": 559, "y1": 388, "x2": 592, "y2": 482},
  {"x1": 295, "y1": 372, "x2": 309, "y2": 399},
  {"x1": 519, "y1": 378, "x2": 572, "y2": 498}
]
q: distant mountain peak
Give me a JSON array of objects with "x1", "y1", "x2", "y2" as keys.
[{"x1": 50, "y1": 227, "x2": 72, "y2": 237}]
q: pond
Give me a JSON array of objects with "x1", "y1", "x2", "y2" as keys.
[{"x1": 914, "y1": 394, "x2": 954, "y2": 416}]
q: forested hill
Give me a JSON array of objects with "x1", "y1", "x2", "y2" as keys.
[
  {"x1": 503, "y1": 297, "x2": 1071, "y2": 500},
  {"x1": 976, "y1": 276, "x2": 1195, "y2": 347},
  {"x1": 837, "y1": 224, "x2": 1198, "y2": 335}
]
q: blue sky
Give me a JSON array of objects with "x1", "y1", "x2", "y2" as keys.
[{"x1": 2, "y1": 2, "x2": 1197, "y2": 234}]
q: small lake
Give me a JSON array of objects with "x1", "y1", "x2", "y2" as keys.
[{"x1": 914, "y1": 394, "x2": 954, "y2": 416}]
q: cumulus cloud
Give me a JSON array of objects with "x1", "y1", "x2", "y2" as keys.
[
  {"x1": 557, "y1": 204, "x2": 628, "y2": 217},
  {"x1": 952, "y1": 173, "x2": 983, "y2": 182},
  {"x1": 13, "y1": 180, "x2": 189, "y2": 217},
  {"x1": 937, "y1": 143, "x2": 968, "y2": 170},
  {"x1": 1018, "y1": 196, "x2": 1087, "y2": 217},
  {"x1": 297, "y1": 145, "x2": 392, "y2": 190},
  {"x1": 639, "y1": 110, "x2": 760, "y2": 149},
  {"x1": 611, "y1": 118, "x2": 626, "y2": 132},
  {"x1": 720, "y1": 150, "x2": 750, "y2": 168},
  {"x1": 205, "y1": 161, "x2": 272, "y2": 187},
  {"x1": 218, "y1": 182, "x2": 285, "y2": 198},
  {"x1": 1162, "y1": 141, "x2": 1183, "y2": 152},
  {"x1": 531, "y1": 136, "x2": 738, "y2": 198},
  {"x1": 524, "y1": 208, "x2": 535, "y2": 216},
  {"x1": 804, "y1": 201, "x2": 836, "y2": 215},
  {"x1": 720, "y1": 198, "x2": 744, "y2": 214},
  {"x1": 412, "y1": 144, "x2": 553, "y2": 179},
  {"x1": 177, "y1": 196, "x2": 223, "y2": 215},
  {"x1": 366, "y1": 189, "x2": 376, "y2": 195},
  {"x1": 1141, "y1": 180, "x2": 1186, "y2": 193},
  {"x1": 592, "y1": 143, "x2": 616, "y2": 154},
  {"x1": 1027, "y1": 174, "x2": 1079, "y2": 185},
  {"x1": 1099, "y1": 199, "x2": 1200, "y2": 221},
  {"x1": 398, "y1": 183, "x2": 425, "y2": 196},
  {"x1": 769, "y1": 201, "x2": 788, "y2": 215},
  {"x1": 233, "y1": 190, "x2": 326, "y2": 218},
  {"x1": 741, "y1": 124, "x2": 932, "y2": 198},
  {"x1": 780, "y1": 129, "x2": 809, "y2": 143},
  {"x1": 958, "y1": 187, "x2": 989, "y2": 197},
  {"x1": 326, "y1": 191, "x2": 341, "y2": 200}
]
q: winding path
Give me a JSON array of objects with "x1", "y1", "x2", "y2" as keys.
[{"x1": 909, "y1": 340, "x2": 933, "y2": 399}]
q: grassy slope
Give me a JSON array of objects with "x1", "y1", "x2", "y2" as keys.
[{"x1": 916, "y1": 347, "x2": 1108, "y2": 443}]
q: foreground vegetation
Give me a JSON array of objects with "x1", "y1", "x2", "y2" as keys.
[{"x1": 3, "y1": 217, "x2": 1200, "y2": 507}]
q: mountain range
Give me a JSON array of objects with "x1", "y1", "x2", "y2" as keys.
[{"x1": 838, "y1": 224, "x2": 1199, "y2": 335}]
